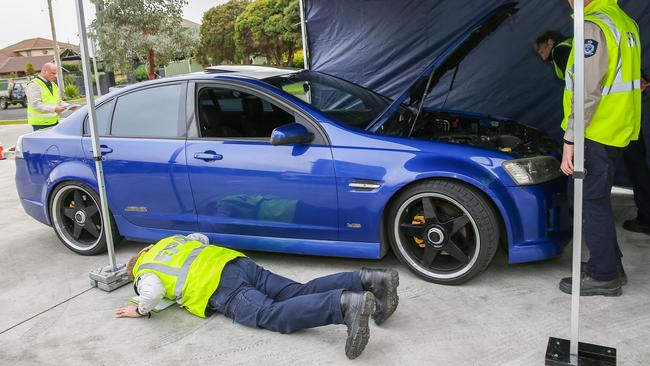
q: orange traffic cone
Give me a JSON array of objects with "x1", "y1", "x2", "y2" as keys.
[{"x1": 0, "y1": 141, "x2": 5, "y2": 160}]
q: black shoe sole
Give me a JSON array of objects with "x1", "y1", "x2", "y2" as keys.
[
  {"x1": 559, "y1": 282, "x2": 622, "y2": 297},
  {"x1": 345, "y1": 292, "x2": 376, "y2": 360},
  {"x1": 373, "y1": 269, "x2": 399, "y2": 326}
]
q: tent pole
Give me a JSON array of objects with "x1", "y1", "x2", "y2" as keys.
[
  {"x1": 570, "y1": 0, "x2": 585, "y2": 363},
  {"x1": 75, "y1": 0, "x2": 128, "y2": 292},
  {"x1": 299, "y1": 0, "x2": 309, "y2": 69}
]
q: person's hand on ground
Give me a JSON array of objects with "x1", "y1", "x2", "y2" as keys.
[
  {"x1": 115, "y1": 304, "x2": 143, "y2": 318},
  {"x1": 561, "y1": 143, "x2": 574, "y2": 176},
  {"x1": 54, "y1": 106, "x2": 64, "y2": 113}
]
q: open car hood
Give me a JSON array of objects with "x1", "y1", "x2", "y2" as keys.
[{"x1": 367, "y1": 1, "x2": 519, "y2": 132}]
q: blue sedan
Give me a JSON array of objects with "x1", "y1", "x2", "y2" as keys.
[{"x1": 14, "y1": 3, "x2": 570, "y2": 284}]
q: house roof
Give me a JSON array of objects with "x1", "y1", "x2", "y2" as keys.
[
  {"x1": 181, "y1": 18, "x2": 200, "y2": 31},
  {"x1": 1, "y1": 37, "x2": 79, "y2": 56},
  {"x1": 0, "y1": 55, "x2": 54, "y2": 74}
]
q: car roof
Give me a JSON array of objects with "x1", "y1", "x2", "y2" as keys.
[
  {"x1": 203, "y1": 65, "x2": 300, "y2": 79},
  {"x1": 93, "y1": 66, "x2": 300, "y2": 103}
]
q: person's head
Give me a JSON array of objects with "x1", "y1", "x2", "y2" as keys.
[
  {"x1": 40, "y1": 62, "x2": 58, "y2": 82},
  {"x1": 126, "y1": 244, "x2": 154, "y2": 281},
  {"x1": 535, "y1": 31, "x2": 568, "y2": 61},
  {"x1": 567, "y1": 0, "x2": 594, "y2": 9}
]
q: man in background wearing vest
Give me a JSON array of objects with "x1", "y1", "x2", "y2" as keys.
[
  {"x1": 559, "y1": 0, "x2": 642, "y2": 296},
  {"x1": 115, "y1": 233, "x2": 399, "y2": 360},
  {"x1": 535, "y1": 30, "x2": 573, "y2": 81},
  {"x1": 26, "y1": 62, "x2": 74, "y2": 131}
]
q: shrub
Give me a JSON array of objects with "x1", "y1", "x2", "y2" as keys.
[
  {"x1": 64, "y1": 83, "x2": 80, "y2": 99},
  {"x1": 291, "y1": 50, "x2": 305, "y2": 69},
  {"x1": 63, "y1": 74, "x2": 76, "y2": 86},
  {"x1": 62, "y1": 63, "x2": 80, "y2": 72},
  {"x1": 134, "y1": 65, "x2": 149, "y2": 81}
]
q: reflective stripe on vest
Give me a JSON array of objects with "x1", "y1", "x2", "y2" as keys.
[
  {"x1": 27, "y1": 78, "x2": 61, "y2": 126},
  {"x1": 561, "y1": 0, "x2": 642, "y2": 147},
  {"x1": 136, "y1": 243, "x2": 206, "y2": 300}
]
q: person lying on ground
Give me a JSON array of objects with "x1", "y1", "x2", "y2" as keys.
[{"x1": 115, "y1": 233, "x2": 399, "y2": 359}]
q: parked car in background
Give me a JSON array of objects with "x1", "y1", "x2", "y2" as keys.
[
  {"x1": 0, "y1": 81, "x2": 27, "y2": 109},
  {"x1": 14, "y1": 3, "x2": 570, "y2": 285}
]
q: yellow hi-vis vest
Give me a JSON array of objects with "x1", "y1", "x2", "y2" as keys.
[
  {"x1": 561, "y1": 0, "x2": 642, "y2": 147},
  {"x1": 133, "y1": 235, "x2": 246, "y2": 318},
  {"x1": 552, "y1": 38, "x2": 573, "y2": 80},
  {"x1": 27, "y1": 77, "x2": 61, "y2": 126}
]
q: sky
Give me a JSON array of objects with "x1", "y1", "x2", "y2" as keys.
[{"x1": 0, "y1": 0, "x2": 228, "y2": 50}]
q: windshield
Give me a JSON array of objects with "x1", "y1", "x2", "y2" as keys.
[{"x1": 263, "y1": 71, "x2": 391, "y2": 129}]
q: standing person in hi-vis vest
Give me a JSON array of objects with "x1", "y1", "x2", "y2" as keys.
[
  {"x1": 535, "y1": 30, "x2": 573, "y2": 81},
  {"x1": 25, "y1": 62, "x2": 75, "y2": 131},
  {"x1": 559, "y1": 0, "x2": 642, "y2": 296},
  {"x1": 115, "y1": 233, "x2": 399, "y2": 360}
]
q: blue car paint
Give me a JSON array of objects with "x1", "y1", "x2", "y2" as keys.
[{"x1": 185, "y1": 139, "x2": 340, "y2": 241}]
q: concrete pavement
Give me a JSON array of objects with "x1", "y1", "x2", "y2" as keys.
[{"x1": 0, "y1": 124, "x2": 649, "y2": 365}]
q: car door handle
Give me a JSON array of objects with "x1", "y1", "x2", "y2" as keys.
[
  {"x1": 88, "y1": 145, "x2": 113, "y2": 155},
  {"x1": 194, "y1": 151, "x2": 223, "y2": 161}
]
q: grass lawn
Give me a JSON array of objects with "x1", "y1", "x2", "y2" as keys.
[{"x1": 0, "y1": 119, "x2": 27, "y2": 125}]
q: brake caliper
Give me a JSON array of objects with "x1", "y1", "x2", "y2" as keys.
[{"x1": 412, "y1": 214, "x2": 426, "y2": 248}]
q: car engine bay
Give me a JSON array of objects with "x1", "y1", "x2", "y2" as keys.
[{"x1": 382, "y1": 110, "x2": 560, "y2": 157}]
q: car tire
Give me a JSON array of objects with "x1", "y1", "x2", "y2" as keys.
[
  {"x1": 0, "y1": 98, "x2": 7, "y2": 110},
  {"x1": 49, "y1": 182, "x2": 121, "y2": 255},
  {"x1": 387, "y1": 179, "x2": 499, "y2": 285}
]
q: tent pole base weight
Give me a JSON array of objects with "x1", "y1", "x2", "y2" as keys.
[
  {"x1": 89, "y1": 264, "x2": 130, "y2": 292},
  {"x1": 546, "y1": 337, "x2": 616, "y2": 366}
]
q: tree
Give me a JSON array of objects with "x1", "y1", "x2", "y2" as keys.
[
  {"x1": 25, "y1": 62, "x2": 35, "y2": 76},
  {"x1": 196, "y1": 0, "x2": 250, "y2": 66},
  {"x1": 91, "y1": 0, "x2": 198, "y2": 79},
  {"x1": 235, "y1": 0, "x2": 301, "y2": 66}
]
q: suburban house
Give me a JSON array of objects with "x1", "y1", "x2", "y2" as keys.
[{"x1": 0, "y1": 38, "x2": 80, "y2": 78}]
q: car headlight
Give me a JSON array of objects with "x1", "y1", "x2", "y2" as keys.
[{"x1": 502, "y1": 156, "x2": 562, "y2": 185}]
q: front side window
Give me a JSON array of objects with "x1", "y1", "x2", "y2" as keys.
[
  {"x1": 111, "y1": 84, "x2": 184, "y2": 137},
  {"x1": 197, "y1": 87, "x2": 295, "y2": 139},
  {"x1": 263, "y1": 71, "x2": 390, "y2": 129}
]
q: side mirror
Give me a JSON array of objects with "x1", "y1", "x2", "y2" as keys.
[{"x1": 270, "y1": 123, "x2": 314, "y2": 146}]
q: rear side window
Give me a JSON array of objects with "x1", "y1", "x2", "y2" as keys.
[
  {"x1": 84, "y1": 99, "x2": 115, "y2": 136},
  {"x1": 111, "y1": 84, "x2": 184, "y2": 137}
]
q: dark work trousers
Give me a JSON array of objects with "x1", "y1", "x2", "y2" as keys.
[
  {"x1": 208, "y1": 258, "x2": 363, "y2": 334},
  {"x1": 622, "y1": 130, "x2": 650, "y2": 224},
  {"x1": 568, "y1": 139, "x2": 623, "y2": 281},
  {"x1": 32, "y1": 123, "x2": 57, "y2": 131}
]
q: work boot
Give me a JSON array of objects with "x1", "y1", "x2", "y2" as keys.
[
  {"x1": 580, "y1": 261, "x2": 627, "y2": 286},
  {"x1": 559, "y1": 272, "x2": 622, "y2": 297},
  {"x1": 359, "y1": 268, "x2": 399, "y2": 325},
  {"x1": 340, "y1": 291, "x2": 376, "y2": 360},
  {"x1": 622, "y1": 218, "x2": 650, "y2": 235}
]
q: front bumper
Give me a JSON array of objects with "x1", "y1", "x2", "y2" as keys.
[{"x1": 497, "y1": 177, "x2": 571, "y2": 264}]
